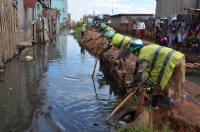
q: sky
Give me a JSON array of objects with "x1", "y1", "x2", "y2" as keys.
[{"x1": 68, "y1": 0, "x2": 157, "y2": 21}]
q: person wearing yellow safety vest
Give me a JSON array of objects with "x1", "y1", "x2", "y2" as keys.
[
  {"x1": 98, "y1": 30, "x2": 144, "y2": 73},
  {"x1": 95, "y1": 22, "x2": 116, "y2": 40},
  {"x1": 130, "y1": 44, "x2": 185, "y2": 110},
  {"x1": 81, "y1": 21, "x2": 87, "y2": 39}
]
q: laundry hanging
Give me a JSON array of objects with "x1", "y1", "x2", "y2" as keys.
[{"x1": 13, "y1": 0, "x2": 18, "y2": 8}]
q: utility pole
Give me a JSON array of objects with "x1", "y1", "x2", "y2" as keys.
[{"x1": 112, "y1": 1, "x2": 113, "y2": 15}]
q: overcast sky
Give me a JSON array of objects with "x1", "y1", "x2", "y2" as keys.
[{"x1": 68, "y1": 0, "x2": 156, "y2": 21}]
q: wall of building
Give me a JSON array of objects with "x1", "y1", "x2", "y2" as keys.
[
  {"x1": 63, "y1": 0, "x2": 68, "y2": 20},
  {"x1": 17, "y1": 1, "x2": 34, "y2": 43},
  {"x1": 34, "y1": 2, "x2": 43, "y2": 19},
  {"x1": 155, "y1": 0, "x2": 198, "y2": 18},
  {"x1": 111, "y1": 16, "x2": 121, "y2": 32},
  {"x1": 51, "y1": 0, "x2": 62, "y2": 22}
]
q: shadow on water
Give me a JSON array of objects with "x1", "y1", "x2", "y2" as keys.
[{"x1": 0, "y1": 30, "x2": 122, "y2": 132}]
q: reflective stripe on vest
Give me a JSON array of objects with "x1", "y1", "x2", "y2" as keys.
[
  {"x1": 157, "y1": 49, "x2": 176, "y2": 84},
  {"x1": 148, "y1": 46, "x2": 164, "y2": 77},
  {"x1": 118, "y1": 36, "x2": 125, "y2": 48},
  {"x1": 125, "y1": 38, "x2": 132, "y2": 48}
]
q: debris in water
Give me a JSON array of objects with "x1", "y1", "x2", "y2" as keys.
[
  {"x1": 48, "y1": 106, "x2": 53, "y2": 110},
  {"x1": 93, "y1": 123, "x2": 99, "y2": 126},
  {"x1": 118, "y1": 121, "x2": 127, "y2": 125},
  {"x1": 9, "y1": 88, "x2": 13, "y2": 90},
  {"x1": 25, "y1": 56, "x2": 34, "y2": 61}
]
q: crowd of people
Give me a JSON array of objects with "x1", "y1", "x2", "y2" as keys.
[{"x1": 131, "y1": 16, "x2": 200, "y2": 58}]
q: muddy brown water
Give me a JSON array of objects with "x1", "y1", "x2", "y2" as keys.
[{"x1": 0, "y1": 30, "x2": 122, "y2": 132}]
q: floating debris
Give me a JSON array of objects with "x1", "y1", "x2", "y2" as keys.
[
  {"x1": 118, "y1": 121, "x2": 127, "y2": 125},
  {"x1": 25, "y1": 56, "x2": 34, "y2": 61}
]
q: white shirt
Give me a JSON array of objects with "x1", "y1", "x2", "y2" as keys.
[
  {"x1": 138, "y1": 22, "x2": 145, "y2": 30},
  {"x1": 132, "y1": 23, "x2": 137, "y2": 29}
]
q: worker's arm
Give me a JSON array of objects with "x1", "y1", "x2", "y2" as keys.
[
  {"x1": 133, "y1": 60, "x2": 149, "y2": 87},
  {"x1": 98, "y1": 45, "x2": 112, "y2": 56}
]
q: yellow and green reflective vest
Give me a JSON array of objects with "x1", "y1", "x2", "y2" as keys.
[
  {"x1": 105, "y1": 26, "x2": 115, "y2": 33},
  {"x1": 110, "y1": 33, "x2": 132, "y2": 49},
  {"x1": 81, "y1": 23, "x2": 86, "y2": 31},
  {"x1": 138, "y1": 44, "x2": 184, "y2": 89}
]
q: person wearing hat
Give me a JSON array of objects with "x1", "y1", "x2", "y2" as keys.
[
  {"x1": 95, "y1": 22, "x2": 116, "y2": 40},
  {"x1": 131, "y1": 44, "x2": 185, "y2": 110},
  {"x1": 98, "y1": 30, "x2": 143, "y2": 73},
  {"x1": 81, "y1": 21, "x2": 87, "y2": 40},
  {"x1": 168, "y1": 17, "x2": 178, "y2": 48}
]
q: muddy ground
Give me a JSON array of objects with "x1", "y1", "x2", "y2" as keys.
[{"x1": 78, "y1": 30, "x2": 200, "y2": 132}]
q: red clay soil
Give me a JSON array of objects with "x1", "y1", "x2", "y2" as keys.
[{"x1": 79, "y1": 30, "x2": 200, "y2": 132}]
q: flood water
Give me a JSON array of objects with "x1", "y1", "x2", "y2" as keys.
[{"x1": 0, "y1": 30, "x2": 121, "y2": 132}]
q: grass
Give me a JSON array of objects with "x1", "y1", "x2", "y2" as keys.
[
  {"x1": 71, "y1": 27, "x2": 91, "y2": 39},
  {"x1": 71, "y1": 26, "x2": 82, "y2": 38},
  {"x1": 116, "y1": 95, "x2": 139, "y2": 109}
]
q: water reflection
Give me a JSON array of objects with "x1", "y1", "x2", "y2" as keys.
[
  {"x1": 0, "y1": 30, "x2": 121, "y2": 132},
  {"x1": 0, "y1": 31, "x2": 69, "y2": 131}
]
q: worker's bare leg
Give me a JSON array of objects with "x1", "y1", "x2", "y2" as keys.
[{"x1": 119, "y1": 58, "x2": 125, "y2": 72}]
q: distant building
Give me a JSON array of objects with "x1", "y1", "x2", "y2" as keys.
[
  {"x1": 111, "y1": 14, "x2": 153, "y2": 33},
  {"x1": 155, "y1": 0, "x2": 198, "y2": 18},
  {"x1": 51, "y1": 0, "x2": 68, "y2": 22},
  {"x1": 84, "y1": 14, "x2": 111, "y2": 25}
]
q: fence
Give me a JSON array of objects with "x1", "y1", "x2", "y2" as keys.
[{"x1": 0, "y1": 0, "x2": 17, "y2": 66}]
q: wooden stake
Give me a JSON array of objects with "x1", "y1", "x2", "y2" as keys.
[
  {"x1": 92, "y1": 38, "x2": 104, "y2": 77},
  {"x1": 92, "y1": 58, "x2": 99, "y2": 77},
  {"x1": 104, "y1": 78, "x2": 148, "y2": 122},
  {"x1": 134, "y1": 88, "x2": 146, "y2": 120}
]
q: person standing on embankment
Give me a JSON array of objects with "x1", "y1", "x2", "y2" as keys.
[
  {"x1": 168, "y1": 17, "x2": 178, "y2": 48},
  {"x1": 193, "y1": 24, "x2": 200, "y2": 58},
  {"x1": 138, "y1": 19, "x2": 145, "y2": 39},
  {"x1": 130, "y1": 44, "x2": 185, "y2": 110},
  {"x1": 81, "y1": 21, "x2": 87, "y2": 41}
]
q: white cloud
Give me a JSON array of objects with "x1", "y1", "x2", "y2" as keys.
[
  {"x1": 78, "y1": 7, "x2": 82, "y2": 11},
  {"x1": 68, "y1": 0, "x2": 156, "y2": 21}
]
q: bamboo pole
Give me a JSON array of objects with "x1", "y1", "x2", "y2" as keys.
[
  {"x1": 104, "y1": 78, "x2": 148, "y2": 122},
  {"x1": 0, "y1": 0, "x2": 17, "y2": 65},
  {"x1": 92, "y1": 38, "x2": 104, "y2": 77}
]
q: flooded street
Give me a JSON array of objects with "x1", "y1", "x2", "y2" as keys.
[{"x1": 0, "y1": 30, "x2": 121, "y2": 132}]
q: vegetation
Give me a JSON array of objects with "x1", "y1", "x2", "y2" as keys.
[
  {"x1": 116, "y1": 95, "x2": 139, "y2": 109},
  {"x1": 71, "y1": 26, "x2": 82, "y2": 38}
]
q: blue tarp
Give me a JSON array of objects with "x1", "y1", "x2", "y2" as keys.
[{"x1": 13, "y1": 0, "x2": 18, "y2": 8}]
